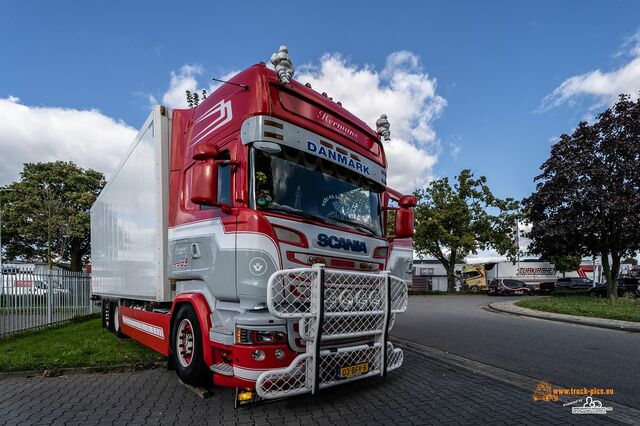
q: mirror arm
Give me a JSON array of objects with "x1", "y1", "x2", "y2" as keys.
[
  {"x1": 215, "y1": 159, "x2": 241, "y2": 170},
  {"x1": 219, "y1": 202, "x2": 233, "y2": 215}
]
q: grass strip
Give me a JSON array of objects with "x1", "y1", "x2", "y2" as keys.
[
  {"x1": 516, "y1": 295, "x2": 640, "y2": 323},
  {"x1": 0, "y1": 316, "x2": 165, "y2": 373}
]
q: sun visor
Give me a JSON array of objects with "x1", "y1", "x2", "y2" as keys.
[{"x1": 241, "y1": 115, "x2": 386, "y2": 186}]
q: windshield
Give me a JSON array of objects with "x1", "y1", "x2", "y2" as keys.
[{"x1": 252, "y1": 145, "x2": 384, "y2": 236}]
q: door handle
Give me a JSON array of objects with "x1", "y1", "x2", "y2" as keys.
[{"x1": 191, "y1": 243, "x2": 201, "y2": 259}]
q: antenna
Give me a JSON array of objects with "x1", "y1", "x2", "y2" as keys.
[{"x1": 211, "y1": 78, "x2": 249, "y2": 91}]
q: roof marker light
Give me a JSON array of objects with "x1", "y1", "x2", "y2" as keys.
[{"x1": 264, "y1": 119, "x2": 284, "y2": 129}]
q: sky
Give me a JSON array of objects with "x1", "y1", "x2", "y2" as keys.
[{"x1": 1, "y1": 0, "x2": 640, "y2": 203}]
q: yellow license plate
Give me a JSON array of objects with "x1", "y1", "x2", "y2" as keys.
[{"x1": 338, "y1": 362, "x2": 369, "y2": 379}]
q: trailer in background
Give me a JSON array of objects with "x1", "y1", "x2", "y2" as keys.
[{"x1": 462, "y1": 259, "x2": 605, "y2": 292}]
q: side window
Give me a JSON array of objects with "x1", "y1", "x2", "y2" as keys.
[{"x1": 217, "y1": 151, "x2": 231, "y2": 205}]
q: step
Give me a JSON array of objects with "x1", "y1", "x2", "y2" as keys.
[{"x1": 210, "y1": 363, "x2": 234, "y2": 376}]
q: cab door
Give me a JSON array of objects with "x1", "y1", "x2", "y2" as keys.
[{"x1": 188, "y1": 141, "x2": 238, "y2": 300}]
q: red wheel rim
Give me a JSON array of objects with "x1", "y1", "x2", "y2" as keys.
[{"x1": 176, "y1": 319, "x2": 195, "y2": 368}]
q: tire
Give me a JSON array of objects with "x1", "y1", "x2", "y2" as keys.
[
  {"x1": 107, "y1": 302, "x2": 116, "y2": 333},
  {"x1": 470, "y1": 285, "x2": 479, "y2": 293},
  {"x1": 101, "y1": 301, "x2": 108, "y2": 329},
  {"x1": 102, "y1": 300, "x2": 115, "y2": 332},
  {"x1": 171, "y1": 304, "x2": 209, "y2": 386},
  {"x1": 113, "y1": 303, "x2": 125, "y2": 338}
]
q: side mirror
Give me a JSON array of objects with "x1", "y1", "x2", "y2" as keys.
[
  {"x1": 193, "y1": 143, "x2": 219, "y2": 161},
  {"x1": 190, "y1": 159, "x2": 218, "y2": 206},
  {"x1": 394, "y1": 207, "x2": 414, "y2": 238},
  {"x1": 398, "y1": 195, "x2": 417, "y2": 208}
]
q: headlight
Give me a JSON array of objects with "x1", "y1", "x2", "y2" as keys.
[{"x1": 236, "y1": 328, "x2": 287, "y2": 345}]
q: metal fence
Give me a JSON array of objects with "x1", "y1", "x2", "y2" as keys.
[
  {"x1": 0, "y1": 269, "x2": 94, "y2": 337},
  {"x1": 411, "y1": 275, "x2": 449, "y2": 291}
]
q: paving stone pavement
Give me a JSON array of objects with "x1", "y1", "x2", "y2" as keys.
[{"x1": 0, "y1": 349, "x2": 623, "y2": 425}]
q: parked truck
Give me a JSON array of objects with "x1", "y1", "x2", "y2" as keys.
[
  {"x1": 463, "y1": 260, "x2": 597, "y2": 292},
  {"x1": 91, "y1": 47, "x2": 414, "y2": 404}
]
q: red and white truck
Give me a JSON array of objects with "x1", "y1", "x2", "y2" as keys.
[{"x1": 90, "y1": 47, "x2": 414, "y2": 404}]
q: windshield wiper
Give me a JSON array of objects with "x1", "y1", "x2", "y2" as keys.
[
  {"x1": 262, "y1": 206, "x2": 328, "y2": 224},
  {"x1": 330, "y1": 217, "x2": 377, "y2": 236}
]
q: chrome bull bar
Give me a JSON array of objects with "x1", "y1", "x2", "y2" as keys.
[{"x1": 256, "y1": 264, "x2": 408, "y2": 399}]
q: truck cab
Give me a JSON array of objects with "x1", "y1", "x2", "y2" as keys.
[{"x1": 92, "y1": 53, "x2": 414, "y2": 403}]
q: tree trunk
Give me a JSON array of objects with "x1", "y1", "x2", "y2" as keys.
[
  {"x1": 601, "y1": 252, "x2": 619, "y2": 300},
  {"x1": 446, "y1": 268, "x2": 456, "y2": 292},
  {"x1": 69, "y1": 238, "x2": 83, "y2": 272}
]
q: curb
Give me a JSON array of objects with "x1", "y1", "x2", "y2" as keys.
[
  {"x1": 487, "y1": 300, "x2": 640, "y2": 333},
  {"x1": 0, "y1": 362, "x2": 167, "y2": 380}
]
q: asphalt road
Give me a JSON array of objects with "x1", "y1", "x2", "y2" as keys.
[{"x1": 391, "y1": 295, "x2": 640, "y2": 408}]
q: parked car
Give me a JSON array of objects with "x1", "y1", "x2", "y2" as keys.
[
  {"x1": 587, "y1": 277, "x2": 640, "y2": 298},
  {"x1": 488, "y1": 279, "x2": 534, "y2": 296},
  {"x1": 538, "y1": 281, "x2": 556, "y2": 294},
  {"x1": 554, "y1": 277, "x2": 595, "y2": 291}
]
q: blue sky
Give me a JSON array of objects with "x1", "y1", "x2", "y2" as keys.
[{"x1": 1, "y1": 0, "x2": 640, "y2": 200}]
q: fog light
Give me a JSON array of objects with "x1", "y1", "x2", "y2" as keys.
[
  {"x1": 238, "y1": 391, "x2": 253, "y2": 402},
  {"x1": 274, "y1": 349, "x2": 285, "y2": 359},
  {"x1": 252, "y1": 350, "x2": 266, "y2": 361}
]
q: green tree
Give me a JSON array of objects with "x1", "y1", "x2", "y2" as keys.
[
  {"x1": 1, "y1": 162, "x2": 105, "y2": 271},
  {"x1": 623, "y1": 257, "x2": 637, "y2": 265},
  {"x1": 414, "y1": 170, "x2": 521, "y2": 292},
  {"x1": 548, "y1": 254, "x2": 581, "y2": 278},
  {"x1": 524, "y1": 94, "x2": 640, "y2": 299}
]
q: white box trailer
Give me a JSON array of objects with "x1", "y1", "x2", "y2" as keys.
[{"x1": 90, "y1": 107, "x2": 171, "y2": 301}]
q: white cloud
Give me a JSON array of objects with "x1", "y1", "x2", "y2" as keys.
[
  {"x1": 159, "y1": 52, "x2": 445, "y2": 192},
  {"x1": 541, "y1": 31, "x2": 640, "y2": 111},
  {"x1": 449, "y1": 142, "x2": 461, "y2": 160},
  {"x1": 296, "y1": 51, "x2": 446, "y2": 193},
  {"x1": 160, "y1": 65, "x2": 238, "y2": 109},
  {"x1": 0, "y1": 96, "x2": 137, "y2": 185},
  {"x1": 161, "y1": 64, "x2": 203, "y2": 109}
]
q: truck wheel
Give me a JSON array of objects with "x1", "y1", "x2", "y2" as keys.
[
  {"x1": 102, "y1": 301, "x2": 115, "y2": 331},
  {"x1": 113, "y1": 304, "x2": 125, "y2": 338},
  {"x1": 101, "y1": 302, "x2": 108, "y2": 329},
  {"x1": 106, "y1": 302, "x2": 116, "y2": 333},
  {"x1": 171, "y1": 304, "x2": 209, "y2": 386},
  {"x1": 470, "y1": 285, "x2": 479, "y2": 293}
]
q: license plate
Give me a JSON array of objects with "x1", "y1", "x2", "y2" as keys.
[{"x1": 338, "y1": 362, "x2": 369, "y2": 379}]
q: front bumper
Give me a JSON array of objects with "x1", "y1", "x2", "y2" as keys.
[
  {"x1": 256, "y1": 341, "x2": 403, "y2": 398},
  {"x1": 255, "y1": 265, "x2": 408, "y2": 399}
]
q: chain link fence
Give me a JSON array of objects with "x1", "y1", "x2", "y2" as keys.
[{"x1": 0, "y1": 269, "x2": 94, "y2": 337}]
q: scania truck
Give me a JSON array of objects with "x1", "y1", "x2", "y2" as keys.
[{"x1": 91, "y1": 47, "x2": 415, "y2": 404}]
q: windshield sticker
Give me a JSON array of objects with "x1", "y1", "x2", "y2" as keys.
[
  {"x1": 307, "y1": 141, "x2": 370, "y2": 176},
  {"x1": 321, "y1": 194, "x2": 340, "y2": 207}
]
